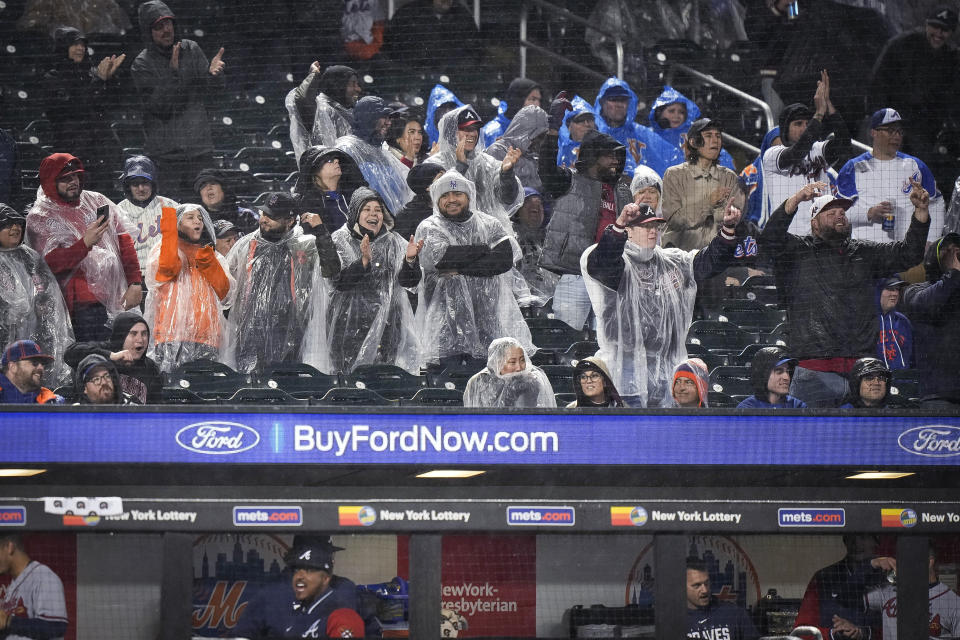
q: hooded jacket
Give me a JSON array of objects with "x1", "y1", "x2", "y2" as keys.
[
  {"x1": 393, "y1": 163, "x2": 446, "y2": 241},
  {"x1": 294, "y1": 146, "x2": 367, "y2": 231},
  {"x1": 670, "y1": 358, "x2": 709, "y2": 408},
  {"x1": 736, "y1": 347, "x2": 806, "y2": 408},
  {"x1": 874, "y1": 280, "x2": 913, "y2": 370},
  {"x1": 193, "y1": 169, "x2": 259, "y2": 234},
  {"x1": 760, "y1": 195, "x2": 929, "y2": 362},
  {"x1": 487, "y1": 105, "x2": 549, "y2": 192},
  {"x1": 117, "y1": 155, "x2": 180, "y2": 269},
  {"x1": 73, "y1": 353, "x2": 127, "y2": 404},
  {"x1": 463, "y1": 337, "x2": 556, "y2": 408},
  {"x1": 0, "y1": 204, "x2": 74, "y2": 387},
  {"x1": 27, "y1": 153, "x2": 142, "y2": 314},
  {"x1": 481, "y1": 78, "x2": 543, "y2": 147},
  {"x1": 321, "y1": 187, "x2": 420, "y2": 374},
  {"x1": 899, "y1": 236, "x2": 960, "y2": 400},
  {"x1": 335, "y1": 134, "x2": 416, "y2": 219},
  {"x1": 130, "y1": 1, "x2": 221, "y2": 159},
  {"x1": 593, "y1": 77, "x2": 684, "y2": 178},
  {"x1": 293, "y1": 65, "x2": 358, "y2": 132},
  {"x1": 63, "y1": 311, "x2": 163, "y2": 403},
  {"x1": 145, "y1": 203, "x2": 233, "y2": 372},
  {"x1": 648, "y1": 86, "x2": 735, "y2": 170},
  {"x1": 556, "y1": 95, "x2": 594, "y2": 169},
  {"x1": 839, "y1": 357, "x2": 892, "y2": 408},
  {"x1": 567, "y1": 356, "x2": 624, "y2": 408},
  {"x1": 540, "y1": 130, "x2": 631, "y2": 275},
  {"x1": 740, "y1": 127, "x2": 780, "y2": 224},
  {"x1": 288, "y1": 66, "x2": 357, "y2": 159},
  {"x1": 424, "y1": 84, "x2": 463, "y2": 146}
]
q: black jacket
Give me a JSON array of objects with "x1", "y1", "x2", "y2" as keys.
[
  {"x1": 761, "y1": 200, "x2": 929, "y2": 360},
  {"x1": 293, "y1": 146, "x2": 367, "y2": 230},
  {"x1": 899, "y1": 240, "x2": 960, "y2": 400},
  {"x1": 193, "y1": 168, "x2": 259, "y2": 234},
  {"x1": 393, "y1": 163, "x2": 445, "y2": 240}
]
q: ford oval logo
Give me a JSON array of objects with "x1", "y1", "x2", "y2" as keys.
[
  {"x1": 176, "y1": 421, "x2": 260, "y2": 455},
  {"x1": 898, "y1": 425, "x2": 960, "y2": 458}
]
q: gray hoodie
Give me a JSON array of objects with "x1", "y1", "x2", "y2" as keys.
[{"x1": 486, "y1": 105, "x2": 549, "y2": 192}]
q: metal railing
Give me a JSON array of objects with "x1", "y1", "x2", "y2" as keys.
[
  {"x1": 666, "y1": 62, "x2": 776, "y2": 133},
  {"x1": 519, "y1": 0, "x2": 622, "y2": 82}
]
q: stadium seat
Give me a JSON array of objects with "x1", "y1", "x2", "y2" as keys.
[
  {"x1": 890, "y1": 369, "x2": 922, "y2": 401},
  {"x1": 705, "y1": 299, "x2": 786, "y2": 333},
  {"x1": 168, "y1": 359, "x2": 248, "y2": 399},
  {"x1": 707, "y1": 366, "x2": 754, "y2": 397},
  {"x1": 399, "y1": 387, "x2": 464, "y2": 407},
  {"x1": 728, "y1": 343, "x2": 768, "y2": 366},
  {"x1": 527, "y1": 317, "x2": 591, "y2": 351},
  {"x1": 737, "y1": 274, "x2": 779, "y2": 305},
  {"x1": 345, "y1": 364, "x2": 428, "y2": 400},
  {"x1": 560, "y1": 341, "x2": 599, "y2": 365},
  {"x1": 554, "y1": 392, "x2": 577, "y2": 407},
  {"x1": 540, "y1": 364, "x2": 576, "y2": 393},
  {"x1": 220, "y1": 387, "x2": 307, "y2": 406},
  {"x1": 686, "y1": 320, "x2": 755, "y2": 353},
  {"x1": 232, "y1": 146, "x2": 297, "y2": 174},
  {"x1": 530, "y1": 349, "x2": 558, "y2": 366},
  {"x1": 707, "y1": 391, "x2": 738, "y2": 408},
  {"x1": 760, "y1": 322, "x2": 790, "y2": 347},
  {"x1": 256, "y1": 363, "x2": 339, "y2": 400},
  {"x1": 110, "y1": 121, "x2": 146, "y2": 149},
  {"x1": 684, "y1": 343, "x2": 728, "y2": 371},
  {"x1": 310, "y1": 387, "x2": 395, "y2": 407},
  {"x1": 161, "y1": 387, "x2": 212, "y2": 405}
]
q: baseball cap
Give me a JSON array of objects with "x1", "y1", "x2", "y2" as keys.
[
  {"x1": 522, "y1": 187, "x2": 541, "y2": 201},
  {"x1": 880, "y1": 277, "x2": 907, "y2": 290},
  {"x1": 623, "y1": 203, "x2": 665, "y2": 227},
  {"x1": 810, "y1": 193, "x2": 855, "y2": 218},
  {"x1": 213, "y1": 219, "x2": 239, "y2": 239},
  {"x1": 57, "y1": 159, "x2": 84, "y2": 178},
  {"x1": 284, "y1": 542, "x2": 335, "y2": 573},
  {"x1": 870, "y1": 108, "x2": 904, "y2": 130},
  {"x1": 928, "y1": 5, "x2": 959, "y2": 30},
  {"x1": 1, "y1": 340, "x2": 54, "y2": 367},
  {"x1": 602, "y1": 85, "x2": 631, "y2": 100},
  {"x1": 457, "y1": 107, "x2": 483, "y2": 130},
  {"x1": 570, "y1": 111, "x2": 595, "y2": 123},
  {"x1": 152, "y1": 14, "x2": 175, "y2": 27},
  {"x1": 775, "y1": 356, "x2": 798, "y2": 368},
  {"x1": 259, "y1": 192, "x2": 297, "y2": 219},
  {"x1": 688, "y1": 117, "x2": 722, "y2": 140},
  {"x1": 326, "y1": 608, "x2": 365, "y2": 638}
]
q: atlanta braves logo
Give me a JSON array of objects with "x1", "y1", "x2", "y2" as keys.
[{"x1": 901, "y1": 171, "x2": 921, "y2": 195}]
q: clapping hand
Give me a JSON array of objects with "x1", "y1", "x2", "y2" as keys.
[
  {"x1": 405, "y1": 235, "x2": 424, "y2": 261},
  {"x1": 95, "y1": 54, "x2": 125, "y2": 80},
  {"x1": 360, "y1": 234, "x2": 372, "y2": 268},
  {"x1": 501, "y1": 146, "x2": 522, "y2": 173}
]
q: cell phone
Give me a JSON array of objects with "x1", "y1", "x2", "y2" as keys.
[{"x1": 96, "y1": 205, "x2": 110, "y2": 223}]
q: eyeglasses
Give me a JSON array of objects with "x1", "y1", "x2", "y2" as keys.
[
  {"x1": 578, "y1": 372, "x2": 602, "y2": 382},
  {"x1": 862, "y1": 374, "x2": 888, "y2": 382},
  {"x1": 86, "y1": 373, "x2": 113, "y2": 386}
]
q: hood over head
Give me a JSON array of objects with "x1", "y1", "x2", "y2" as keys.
[
  {"x1": 352, "y1": 96, "x2": 394, "y2": 145},
  {"x1": 429, "y1": 170, "x2": 476, "y2": 215},
  {"x1": 924, "y1": 233, "x2": 960, "y2": 282},
  {"x1": 319, "y1": 65, "x2": 359, "y2": 107},
  {"x1": 648, "y1": 85, "x2": 699, "y2": 140},
  {"x1": 121, "y1": 155, "x2": 160, "y2": 203},
  {"x1": 594, "y1": 77, "x2": 639, "y2": 129},
  {"x1": 575, "y1": 130, "x2": 626, "y2": 182},
  {"x1": 138, "y1": 0, "x2": 176, "y2": 44},
  {"x1": 39, "y1": 153, "x2": 84, "y2": 205},
  {"x1": 847, "y1": 357, "x2": 891, "y2": 406},
  {"x1": 749, "y1": 347, "x2": 797, "y2": 397},
  {"x1": 759, "y1": 127, "x2": 782, "y2": 157},
  {"x1": 74, "y1": 353, "x2": 122, "y2": 403},
  {"x1": 672, "y1": 357, "x2": 709, "y2": 407},
  {"x1": 0, "y1": 203, "x2": 26, "y2": 246},
  {"x1": 629, "y1": 165, "x2": 664, "y2": 211},
  {"x1": 347, "y1": 186, "x2": 394, "y2": 237},
  {"x1": 503, "y1": 77, "x2": 543, "y2": 120},
  {"x1": 406, "y1": 162, "x2": 445, "y2": 196},
  {"x1": 294, "y1": 145, "x2": 365, "y2": 197},
  {"x1": 53, "y1": 26, "x2": 87, "y2": 59},
  {"x1": 174, "y1": 203, "x2": 217, "y2": 246},
  {"x1": 193, "y1": 168, "x2": 238, "y2": 210},
  {"x1": 497, "y1": 105, "x2": 549, "y2": 154},
  {"x1": 425, "y1": 84, "x2": 464, "y2": 145},
  {"x1": 485, "y1": 337, "x2": 528, "y2": 378},
  {"x1": 779, "y1": 104, "x2": 814, "y2": 143},
  {"x1": 572, "y1": 356, "x2": 624, "y2": 406},
  {"x1": 108, "y1": 311, "x2": 151, "y2": 354}
]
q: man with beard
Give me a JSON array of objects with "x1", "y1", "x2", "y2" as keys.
[
  {"x1": 0, "y1": 340, "x2": 64, "y2": 404},
  {"x1": 760, "y1": 181, "x2": 930, "y2": 407}
]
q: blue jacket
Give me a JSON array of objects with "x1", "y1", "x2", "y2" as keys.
[
  {"x1": 648, "y1": 86, "x2": 735, "y2": 170},
  {"x1": 737, "y1": 394, "x2": 807, "y2": 408},
  {"x1": 424, "y1": 84, "x2": 463, "y2": 146},
  {"x1": 740, "y1": 127, "x2": 781, "y2": 224},
  {"x1": 593, "y1": 77, "x2": 683, "y2": 178},
  {"x1": 232, "y1": 575, "x2": 359, "y2": 639},
  {"x1": 0, "y1": 372, "x2": 63, "y2": 404},
  {"x1": 556, "y1": 95, "x2": 593, "y2": 168},
  {"x1": 687, "y1": 599, "x2": 759, "y2": 640},
  {"x1": 875, "y1": 282, "x2": 913, "y2": 370},
  {"x1": 481, "y1": 101, "x2": 509, "y2": 148}
]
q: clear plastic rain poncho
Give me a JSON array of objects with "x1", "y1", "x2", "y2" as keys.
[
  {"x1": 580, "y1": 240, "x2": 698, "y2": 407},
  {"x1": 221, "y1": 223, "x2": 322, "y2": 373},
  {"x1": 486, "y1": 105, "x2": 549, "y2": 192},
  {"x1": 425, "y1": 105, "x2": 524, "y2": 232},
  {"x1": 143, "y1": 204, "x2": 234, "y2": 372},
  {"x1": 630, "y1": 166, "x2": 664, "y2": 217},
  {"x1": 463, "y1": 337, "x2": 556, "y2": 408},
  {"x1": 323, "y1": 187, "x2": 420, "y2": 374},
  {"x1": 27, "y1": 188, "x2": 130, "y2": 319},
  {"x1": 334, "y1": 135, "x2": 414, "y2": 218},
  {"x1": 285, "y1": 89, "x2": 355, "y2": 162},
  {"x1": 414, "y1": 171, "x2": 534, "y2": 364},
  {"x1": 0, "y1": 231, "x2": 74, "y2": 387}
]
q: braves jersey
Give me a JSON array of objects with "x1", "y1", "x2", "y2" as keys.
[
  {"x1": 760, "y1": 141, "x2": 833, "y2": 235},
  {"x1": 0, "y1": 561, "x2": 68, "y2": 640},
  {"x1": 687, "y1": 601, "x2": 760, "y2": 640},
  {"x1": 836, "y1": 151, "x2": 944, "y2": 243},
  {"x1": 232, "y1": 576, "x2": 358, "y2": 639},
  {"x1": 865, "y1": 581, "x2": 960, "y2": 639}
]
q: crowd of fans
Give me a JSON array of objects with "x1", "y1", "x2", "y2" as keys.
[{"x1": 1, "y1": 0, "x2": 959, "y2": 409}]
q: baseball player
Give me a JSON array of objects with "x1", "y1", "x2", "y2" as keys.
[{"x1": 0, "y1": 534, "x2": 68, "y2": 640}]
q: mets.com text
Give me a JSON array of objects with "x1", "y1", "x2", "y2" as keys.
[{"x1": 294, "y1": 424, "x2": 559, "y2": 456}]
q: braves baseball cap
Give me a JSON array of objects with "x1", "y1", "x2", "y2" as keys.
[
  {"x1": 326, "y1": 608, "x2": 365, "y2": 637},
  {"x1": 1, "y1": 340, "x2": 54, "y2": 367},
  {"x1": 623, "y1": 203, "x2": 665, "y2": 227},
  {"x1": 213, "y1": 219, "x2": 239, "y2": 239},
  {"x1": 810, "y1": 193, "x2": 855, "y2": 218},
  {"x1": 602, "y1": 85, "x2": 631, "y2": 100},
  {"x1": 457, "y1": 107, "x2": 482, "y2": 130},
  {"x1": 927, "y1": 5, "x2": 958, "y2": 30},
  {"x1": 259, "y1": 192, "x2": 297, "y2": 220},
  {"x1": 870, "y1": 108, "x2": 904, "y2": 130},
  {"x1": 284, "y1": 542, "x2": 334, "y2": 572}
]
